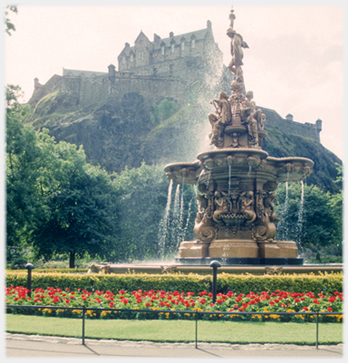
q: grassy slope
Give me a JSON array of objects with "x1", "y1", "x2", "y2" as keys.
[{"x1": 6, "y1": 315, "x2": 343, "y2": 344}]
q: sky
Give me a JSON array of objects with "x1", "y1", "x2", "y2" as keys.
[{"x1": 3, "y1": 0, "x2": 345, "y2": 160}]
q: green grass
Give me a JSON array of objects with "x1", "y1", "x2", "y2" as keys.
[{"x1": 6, "y1": 315, "x2": 343, "y2": 345}]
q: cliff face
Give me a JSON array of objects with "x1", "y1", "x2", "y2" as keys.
[{"x1": 26, "y1": 90, "x2": 341, "y2": 193}]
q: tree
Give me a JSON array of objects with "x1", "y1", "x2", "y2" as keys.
[
  {"x1": 32, "y1": 164, "x2": 119, "y2": 268},
  {"x1": 6, "y1": 85, "x2": 87, "y2": 247},
  {"x1": 111, "y1": 162, "x2": 169, "y2": 261},
  {"x1": 6, "y1": 85, "x2": 119, "y2": 267},
  {"x1": 5, "y1": 6, "x2": 17, "y2": 36},
  {"x1": 275, "y1": 180, "x2": 342, "y2": 258}
]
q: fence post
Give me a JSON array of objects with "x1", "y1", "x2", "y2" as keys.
[
  {"x1": 316, "y1": 312, "x2": 319, "y2": 349},
  {"x1": 209, "y1": 260, "x2": 221, "y2": 303},
  {"x1": 195, "y1": 312, "x2": 198, "y2": 349},
  {"x1": 82, "y1": 306, "x2": 86, "y2": 345},
  {"x1": 24, "y1": 263, "x2": 34, "y2": 297}
]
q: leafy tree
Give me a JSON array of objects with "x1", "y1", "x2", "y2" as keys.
[
  {"x1": 275, "y1": 179, "x2": 342, "y2": 258},
  {"x1": 150, "y1": 99, "x2": 178, "y2": 126},
  {"x1": 110, "y1": 162, "x2": 170, "y2": 261},
  {"x1": 32, "y1": 164, "x2": 119, "y2": 268},
  {"x1": 6, "y1": 85, "x2": 119, "y2": 267},
  {"x1": 5, "y1": 5, "x2": 17, "y2": 36}
]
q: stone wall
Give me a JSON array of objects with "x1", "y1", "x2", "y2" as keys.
[{"x1": 261, "y1": 107, "x2": 322, "y2": 143}]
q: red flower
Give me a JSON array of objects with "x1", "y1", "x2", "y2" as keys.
[
  {"x1": 217, "y1": 299, "x2": 223, "y2": 304},
  {"x1": 199, "y1": 291, "x2": 207, "y2": 297},
  {"x1": 109, "y1": 302, "x2": 114, "y2": 308},
  {"x1": 145, "y1": 303, "x2": 151, "y2": 307},
  {"x1": 159, "y1": 301, "x2": 165, "y2": 306},
  {"x1": 294, "y1": 298, "x2": 300, "y2": 303},
  {"x1": 238, "y1": 307, "x2": 244, "y2": 312},
  {"x1": 302, "y1": 307, "x2": 309, "y2": 311},
  {"x1": 234, "y1": 304, "x2": 239, "y2": 308},
  {"x1": 327, "y1": 307, "x2": 333, "y2": 312},
  {"x1": 269, "y1": 301, "x2": 275, "y2": 306},
  {"x1": 242, "y1": 302, "x2": 248, "y2": 308},
  {"x1": 123, "y1": 299, "x2": 129, "y2": 305}
]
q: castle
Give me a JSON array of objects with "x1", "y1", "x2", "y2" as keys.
[{"x1": 28, "y1": 20, "x2": 322, "y2": 143}]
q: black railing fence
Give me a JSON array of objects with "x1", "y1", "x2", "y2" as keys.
[{"x1": 6, "y1": 304, "x2": 343, "y2": 349}]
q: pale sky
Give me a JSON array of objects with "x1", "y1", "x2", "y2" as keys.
[{"x1": 3, "y1": 0, "x2": 345, "y2": 160}]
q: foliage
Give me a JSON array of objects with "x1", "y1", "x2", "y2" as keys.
[
  {"x1": 274, "y1": 179, "x2": 342, "y2": 259},
  {"x1": 5, "y1": 271, "x2": 343, "y2": 296},
  {"x1": 5, "y1": 5, "x2": 17, "y2": 36},
  {"x1": 150, "y1": 99, "x2": 178, "y2": 127},
  {"x1": 6, "y1": 85, "x2": 119, "y2": 268},
  {"x1": 32, "y1": 163, "x2": 119, "y2": 268}
]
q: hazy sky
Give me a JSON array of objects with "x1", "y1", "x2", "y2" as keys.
[{"x1": 4, "y1": 0, "x2": 344, "y2": 160}]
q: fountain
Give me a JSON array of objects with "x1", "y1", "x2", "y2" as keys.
[
  {"x1": 163, "y1": 8, "x2": 314, "y2": 266},
  {"x1": 88, "y1": 8, "x2": 345, "y2": 275}
]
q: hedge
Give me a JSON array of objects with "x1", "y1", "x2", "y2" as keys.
[{"x1": 5, "y1": 271, "x2": 343, "y2": 295}]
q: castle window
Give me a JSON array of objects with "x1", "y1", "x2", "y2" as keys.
[
  {"x1": 161, "y1": 46, "x2": 165, "y2": 55},
  {"x1": 171, "y1": 44, "x2": 175, "y2": 53},
  {"x1": 181, "y1": 42, "x2": 185, "y2": 51},
  {"x1": 192, "y1": 39, "x2": 195, "y2": 48},
  {"x1": 130, "y1": 54, "x2": 134, "y2": 62},
  {"x1": 122, "y1": 57, "x2": 126, "y2": 64},
  {"x1": 138, "y1": 51, "x2": 144, "y2": 60}
]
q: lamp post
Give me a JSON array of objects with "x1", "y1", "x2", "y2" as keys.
[
  {"x1": 24, "y1": 262, "x2": 34, "y2": 297},
  {"x1": 209, "y1": 260, "x2": 221, "y2": 303}
]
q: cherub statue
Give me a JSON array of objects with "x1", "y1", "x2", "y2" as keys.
[
  {"x1": 241, "y1": 91, "x2": 262, "y2": 146},
  {"x1": 208, "y1": 91, "x2": 232, "y2": 147}
]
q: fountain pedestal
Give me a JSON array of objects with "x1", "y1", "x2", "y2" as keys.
[{"x1": 164, "y1": 9, "x2": 313, "y2": 266}]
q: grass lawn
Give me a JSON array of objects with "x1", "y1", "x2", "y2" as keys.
[{"x1": 6, "y1": 315, "x2": 343, "y2": 345}]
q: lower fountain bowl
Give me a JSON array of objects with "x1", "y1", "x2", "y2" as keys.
[{"x1": 175, "y1": 257, "x2": 304, "y2": 266}]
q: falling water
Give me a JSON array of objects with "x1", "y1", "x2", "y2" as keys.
[
  {"x1": 172, "y1": 183, "x2": 182, "y2": 248},
  {"x1": 157, "y1": 179, "x2": 173, "y2": 259},
  {"x1": 181, "y1": 198, "x2": 193, "y2": 245},
  {"x1": 173, "y1": 184, "x2": 181, "y2": 221},
  {"x1": 248, "y1": 165, "x2": 252, "y2": 176},
  {"x1": 277, "y1": 181, "x2": 290, "y2": 241},
  {"x1": 283, "y1": 181, "x2": 289, "y2": 240},
  {"x1": 296, "y1": 180, "x2": 305, "y2": 254},
  {"x1": 228, "y1": 164, "x2": 232, "y2": 212},
  {"x1": 178, "y1": 182, "x2": 185, "y2": 243}
]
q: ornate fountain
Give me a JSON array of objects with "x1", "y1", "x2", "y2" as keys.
[{"x1": 164, "y1": 8, "x2": 314, "y2": 265}]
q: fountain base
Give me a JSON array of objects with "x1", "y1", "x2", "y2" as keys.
[{"x1": 175, "y1": 256, "x2": 304, "y2": 266}]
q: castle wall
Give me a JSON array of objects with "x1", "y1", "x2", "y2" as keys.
[{"x1": 261, "y1": 107, "x2": 321, "y2": 143}]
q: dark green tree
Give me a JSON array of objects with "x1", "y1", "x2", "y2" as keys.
[
  {"x1": 6, "y1": 85, "x2": 119, "y2": 267},
  {"x1": 275, "y1": 179, "x2": 342, "y2": 259},
  {"x1": 32, "y1": 164, "x2": 119, "y2": 268}
]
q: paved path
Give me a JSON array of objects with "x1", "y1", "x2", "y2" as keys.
[{"x1": 5, "y1": 333, "x2": 344, "y2": 358}]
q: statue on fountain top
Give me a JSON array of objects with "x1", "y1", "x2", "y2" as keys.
[{"x1": 208, "y1": 91, "x2": 232, "y2": 147}]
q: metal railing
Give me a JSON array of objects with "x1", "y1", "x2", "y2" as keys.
[{"x1": 6, "y1": 304, "x2": 343, "y2": 349}]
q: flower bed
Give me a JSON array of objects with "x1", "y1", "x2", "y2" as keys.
[{"x1": 5, "y1": 286, "x2": 343, "y2": 323}]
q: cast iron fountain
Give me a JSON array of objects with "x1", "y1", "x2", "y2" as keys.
[{"x1": 164, "y1": 8, "x2": 314, "y2": 266}]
